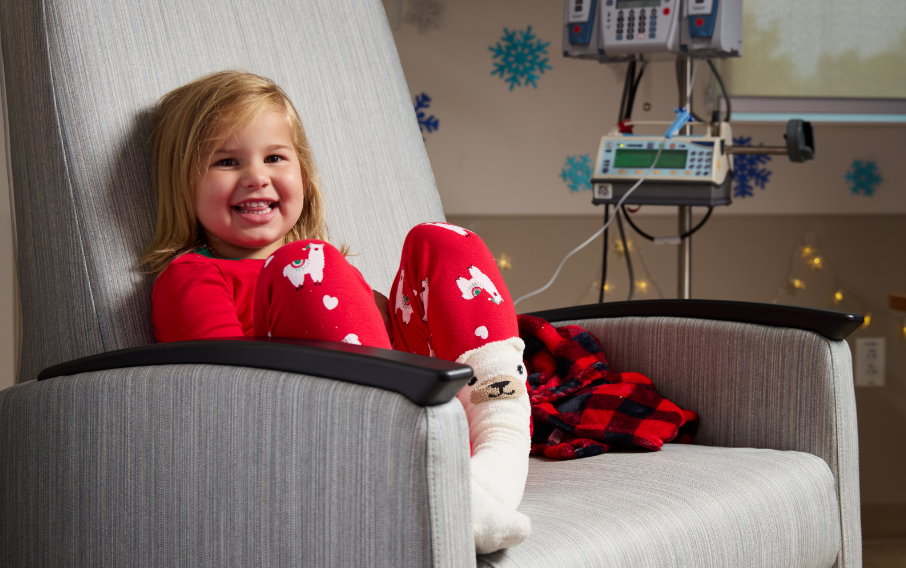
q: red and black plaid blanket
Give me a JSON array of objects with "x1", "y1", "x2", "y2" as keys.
[{"x1": 519, "y1": 314, "x2": 699, "y2": 460}]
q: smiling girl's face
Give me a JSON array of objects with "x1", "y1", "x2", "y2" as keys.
[{"x1": 194, "y1": 109, "x2": 305, "y2": 259}]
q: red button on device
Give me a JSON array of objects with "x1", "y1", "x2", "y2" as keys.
[
  {"x1": 574, "y1": 25, "x2": 581, "y2": 33},
  {"x1": 663, "y1": 7, "x2": 670, "y2": 15},
  {"x1": 696, "y1": 17, "x2": 704, "y2": 26}
]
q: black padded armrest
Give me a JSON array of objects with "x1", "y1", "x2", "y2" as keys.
[
  {"x1": 525, "y1": 299, "x2": 864, "y2": 341},
  {"x1": 37, "y1": 337, "x2": 473, "y2": 406}
]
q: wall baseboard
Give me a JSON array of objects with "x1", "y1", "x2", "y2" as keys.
[{"x1": 863, "y1": 503, "x2": 906, "y2": 540}]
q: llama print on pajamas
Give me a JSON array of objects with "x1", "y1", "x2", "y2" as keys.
[
  {"x1": 424, "y1": 222, "x2": 473, "y2": 237},
  {"x1": 456, "y1": 266, "x2": 503, "y2": 305},
  {"x1": 283, "y1": 244, "x2": 325, "y2": 289},
  {"x1": 395, "y1": 270, "x2": 414, "y2": 324},
  {"x1": 419, "y1": 278, "x2": 429, "y2": 322}
]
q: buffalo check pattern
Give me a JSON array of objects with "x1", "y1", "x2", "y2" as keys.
[{"x1": 518, "y1": 315, "x2": 699, "y2": 460}]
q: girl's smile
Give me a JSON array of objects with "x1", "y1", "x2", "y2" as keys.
[
  {"x1": 232, "y1": 199, "x2": 277, "y2": 220},
  {"x1": 195, "y1": 110, "x2": 305, "y2": 259}
]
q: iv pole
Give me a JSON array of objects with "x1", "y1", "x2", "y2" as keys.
[{"x1": 676, "y1": 57, "x2": 693, "y2": 299}]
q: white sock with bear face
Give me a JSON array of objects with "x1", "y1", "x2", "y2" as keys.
[{"x1": 456, "y1": 337, "x2": 532, "y2": 554}]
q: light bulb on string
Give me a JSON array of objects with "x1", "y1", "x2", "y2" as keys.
[
  {"x1": 613, "y1": 239, "x2": 633, "y2": 258},
  {"x1": 862, "y1": 313, "x2": 872, "y2": 329},
  {"x1": 800, "y1": 245, "x2": 816, "y2": 259},
  {"x1": 788, "y1": 278, "x2": 806, "y2": 292},
  {"x1": 833, "y1": 290, "x2": 844, "y2": 306},
  {"x1": 602, "y1": 282, "x2": 614, "y2": 293},
  {"x1": 496, "y1": 254, "x2": 512, "y2": 271},
  {"x1": 809, "y1": 256, "x2": 823, "y2": 270},
  {"x1": 635, "y1": 280, "x2": 650, "y2": 294}
]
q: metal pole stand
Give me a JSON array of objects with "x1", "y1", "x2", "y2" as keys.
[
  {"x1": 676, "y1": 56, "x2": 693, "y2": 299},
  {"x1": 678, "y1": 206, "x2": 692, "y2": 299}
]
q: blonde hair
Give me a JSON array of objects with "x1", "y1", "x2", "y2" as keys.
[{"x1": 141, "y1": 70, "x2": 332, "y2": 274}]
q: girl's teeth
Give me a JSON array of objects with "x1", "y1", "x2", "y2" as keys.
[{"x1": 235, "y1": 201, "x2": 275, "y2": 214}]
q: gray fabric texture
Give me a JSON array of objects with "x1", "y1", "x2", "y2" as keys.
[
  {"x1": 555, "y1": 316, "x2": 862, "y2": 568},
  {"x1": 0, "y1": 366, "x2": 474, "y2": 567},
  {"x1": 480, "y1": 445, "x2": 841, "y2": 568},
  {"x1": 0, "y1": 0, "x2": 445, "y2": 383}
]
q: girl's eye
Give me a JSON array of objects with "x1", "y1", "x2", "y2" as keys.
[
  {"x1": 265, "y1": 155, "x2": 285, "y2": 164},
  {"x1": 215, "y1": 158, "x2": 237, "y2": 167}
]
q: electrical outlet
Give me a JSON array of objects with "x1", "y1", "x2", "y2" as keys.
[{"x1": 855, "y1": 338, "x2": 886, "y2": 387}]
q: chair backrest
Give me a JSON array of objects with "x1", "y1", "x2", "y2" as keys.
[{"x1": 1, "y1": 0, "x2": 445, "y2": 383}]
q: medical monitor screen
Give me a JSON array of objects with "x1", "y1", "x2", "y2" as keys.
[
  {"x1": 613, "y1": 149, "x2": 688, "y2": 169},
  {"x1": 616, "y1": 0, "x2": 661, "y2": 8}
]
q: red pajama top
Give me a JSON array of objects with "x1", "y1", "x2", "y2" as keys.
[{"x1": 152, "y1": 251, "x2": 264, "y2": 343}]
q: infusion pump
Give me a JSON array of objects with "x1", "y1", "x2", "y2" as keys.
[
  {"x1": 591, "y1": 122, "x2": 733, "y2": 206},
  {"x1": 564, "y1": 0, "x2": 742, "y2": 62}
]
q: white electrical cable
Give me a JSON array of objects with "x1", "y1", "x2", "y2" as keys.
[
  {"x1": 513, "y1": 140, "x2": 667, "y2": 307},
  {"x1": 513, "y1": 59, "x2": 703, "y2": 308}
]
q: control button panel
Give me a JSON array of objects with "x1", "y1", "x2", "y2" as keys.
[
  {"x1": 595, "y1": 138, "x2": 716, "y2": 181},
  {"x1": 602, "y1": 0, "x2": 677, "y2": 50}
]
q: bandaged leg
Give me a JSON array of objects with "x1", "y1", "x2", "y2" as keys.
[{"x1": 456, "y1": 337, "x2": 532, "y2": 554}]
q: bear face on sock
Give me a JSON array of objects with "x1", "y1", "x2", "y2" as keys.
[{"x1": 467, "y1": 363, "x2": 527, "y2": 404}]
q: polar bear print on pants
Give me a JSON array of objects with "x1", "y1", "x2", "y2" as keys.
[
  {"x1": 395, "y1": 269, "x2": 414, "y2": 324},
  {"x1": 456, "y1": 266, "x2": 504, "y2": 305},
  {"x1": 283, "y1": 244, "x2": 325, "y2": 289}
]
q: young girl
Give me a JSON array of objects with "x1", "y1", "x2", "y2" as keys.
[{"x1": 144, "y1": 71, "x2": 531, "y2": 554}]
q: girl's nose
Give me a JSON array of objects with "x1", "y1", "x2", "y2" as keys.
[{"x1": 241, "y1": 164, "x2": 269, "y2": 188}]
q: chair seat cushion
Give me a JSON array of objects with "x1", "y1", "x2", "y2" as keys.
[{"x1": 479, "y1": 444, "x2": 841, "y2": 568}]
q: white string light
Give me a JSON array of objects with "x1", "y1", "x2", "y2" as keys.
[{"x1": 771, "y1": 235, "x2": 900, "y2": 334}]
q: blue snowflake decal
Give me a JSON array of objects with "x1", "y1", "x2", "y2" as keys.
[
  {"x1": 413, "y1": 93, "x2": 439, "y2": 138},
  {"x1": 489, "y1": 26, "x2": 552, "y2": 90},
  {"x1": 731, "y1": 136, "x2": 772, "y2": 198},
  {"x1": 561, "y1": 155, "x2": 593, "y2": 192},
  {"x1": 845, "y1": 160, "x2": 883, "y2": 196}
]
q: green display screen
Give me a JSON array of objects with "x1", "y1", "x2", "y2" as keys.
[
  {"x1": 613, "y1": 149, "x2": 688, "y2": 169},
  {"x1": 616, "y1": 0, "x2": 661, "y2": 8}
]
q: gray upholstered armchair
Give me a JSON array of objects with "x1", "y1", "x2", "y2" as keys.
[{"x1": 0, "y1": 0, "x2": 862, "y2": 566}]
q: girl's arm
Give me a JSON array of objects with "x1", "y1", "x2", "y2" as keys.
[{"x1": 152, "y1": 260, "x2": 249, "y2": 342}]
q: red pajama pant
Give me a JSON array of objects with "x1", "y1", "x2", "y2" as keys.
[{"x1": 253, "y1": 222, "x2": 518, "y2": 361}]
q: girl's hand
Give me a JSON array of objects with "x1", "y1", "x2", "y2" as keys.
[{"x1": 373, "y1": 290, "x2": 393, "y2": 340}]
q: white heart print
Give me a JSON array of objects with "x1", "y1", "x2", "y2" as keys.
[
  {"x1": 323, "y1": 295, "x2": 339, "y2": 310},
  {"x1": 474, "y1": 326, "x2": 489, "y2": 340}
]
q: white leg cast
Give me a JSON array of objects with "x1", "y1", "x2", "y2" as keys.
[{"x1": 456, "y1": 337, "x2": 532, "y2": 554}]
